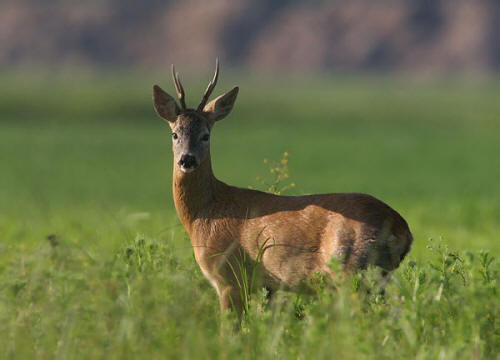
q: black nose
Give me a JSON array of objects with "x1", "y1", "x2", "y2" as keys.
[{"x1": 178, "y1": 154, "x2": 197, "y2": 168}]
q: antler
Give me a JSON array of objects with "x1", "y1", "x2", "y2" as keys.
[
  {"x1": 197, "y1": 58, "x2": 219, "y2": 111},
  {"x1": 171, "y1": 64, "x2": 186, "y2": 109}
]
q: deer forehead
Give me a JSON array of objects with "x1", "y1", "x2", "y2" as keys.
[{"x1": 174, "y1": 113, "x2": 211, "y2": 135}]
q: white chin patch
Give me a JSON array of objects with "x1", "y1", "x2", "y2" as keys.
[{"x1": 180, "y1": 166, "x2": 196, "y2": 173}]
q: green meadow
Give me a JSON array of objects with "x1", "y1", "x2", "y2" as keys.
[{"x1": 0, "y1": 72, "x2": 499, "y2": 359}]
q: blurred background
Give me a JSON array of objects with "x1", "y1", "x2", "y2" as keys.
[
  {"x1": 2, "y1": 0, "x2": 500, "y2": 73},
  {"x1": 1, "y1": 0, "x2": 499, "y2": 256}
]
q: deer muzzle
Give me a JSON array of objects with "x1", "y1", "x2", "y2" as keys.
[{"x1": 178, "y1": 154, "x2": 198, "y2": 173}]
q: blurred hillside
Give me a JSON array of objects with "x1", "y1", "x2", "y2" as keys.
[{"x1": 1, "y1": 0, "x2": 499, "y2": 73}]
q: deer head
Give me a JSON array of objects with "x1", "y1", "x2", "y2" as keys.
[{"x1": 152, "y1": 59, "x2": 239, "y2": 173}]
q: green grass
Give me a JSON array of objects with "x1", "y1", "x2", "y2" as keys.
[{"x1": 0, "y1": 72, "x2": 499, "y2": 358}]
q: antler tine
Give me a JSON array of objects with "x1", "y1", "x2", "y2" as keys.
[
  {"x1": 197, "y1": 58, "x2": 220, "y2": 111},
  {"x1": 171, "y1": 64, "x2": 186, "y2": 109}
]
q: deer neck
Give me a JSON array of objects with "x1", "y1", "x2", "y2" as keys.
[{"x1": 172, "y1": 154, "x2": 218, "y2": 234}]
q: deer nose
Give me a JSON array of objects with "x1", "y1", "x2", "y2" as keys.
[{"x1": 178, "y1": 154, "x2": 198, "y2": 169}]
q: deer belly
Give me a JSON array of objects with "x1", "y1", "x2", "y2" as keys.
[{"x1": 245, "y1": 220, "x2": 326, "y2": 288}]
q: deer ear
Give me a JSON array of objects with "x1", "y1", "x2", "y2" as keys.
[
  {"x1": 203, "y1": 87, "x2": 239, "y2": 122},
  {"x1": 153, "y1": 85, "x2": 179, "y2": 123}
]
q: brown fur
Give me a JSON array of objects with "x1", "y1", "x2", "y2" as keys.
[
  {"x1": 172, "y1": 157, "x2": 412, "y2": 316},
  {"x1": 152, "y1": 64, "x2": 413, "y2": 317}
]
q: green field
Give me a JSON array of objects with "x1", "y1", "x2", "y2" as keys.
[{"x1": 0, "y1": 72, "x2": 499, "y2": 359}]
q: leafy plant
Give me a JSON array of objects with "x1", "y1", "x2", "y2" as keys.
[{"x1": 257, "y1": 152, "x2": 296, "y2": 195}]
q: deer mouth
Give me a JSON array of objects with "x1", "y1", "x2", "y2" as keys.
[{"x1": 179, "y1": 164, "x2": 197, "y2": 173}]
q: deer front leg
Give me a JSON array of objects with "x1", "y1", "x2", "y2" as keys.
[
  {"x1": 216, "y1": 281, "x2": 244, "y2": 335},
  {"x1": 219, "y1": 284, "x2": 244, "y2": 319},
  {"x1": 204, "y1": 269, "x2": 244, "y2": 320}
]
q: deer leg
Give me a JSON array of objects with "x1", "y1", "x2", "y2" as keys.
[
  {"x1": 219, "y1": 285, "x2": 244, "y2": 320},
  {"x1": 217, "y1": 284, "x2": 244, "y2": 336},
  {"x1": 375, "y1": 269, "x2": 392, "y2": 296}
]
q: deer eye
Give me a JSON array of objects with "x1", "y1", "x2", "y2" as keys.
[
  {"x1": 201, "y1": 134, "x2": 210, "y2": 142},
  {"x1": 172, "y1": 133, "x2": 178, "y2": 140}
]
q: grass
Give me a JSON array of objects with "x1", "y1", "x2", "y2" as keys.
[{"x1": 0, "y1": 71, "x2": 499, "y2": 358}]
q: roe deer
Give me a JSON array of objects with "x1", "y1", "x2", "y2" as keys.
[{"x1": 152, "y1": 60, "x2": 413, "y2": 318}]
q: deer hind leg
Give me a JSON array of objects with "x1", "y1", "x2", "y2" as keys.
[{"x1": 373, "y1": 232, "x2": 413, "y2": 271}]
